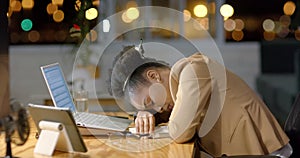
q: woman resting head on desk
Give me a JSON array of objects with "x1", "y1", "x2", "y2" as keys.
[{"x1": 107, "y1": 45, "x2": 292, "y2": 157}]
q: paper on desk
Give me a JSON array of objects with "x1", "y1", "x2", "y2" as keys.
[{"x1": 129, "y1": 125, "x2": 170, "y2": 138}]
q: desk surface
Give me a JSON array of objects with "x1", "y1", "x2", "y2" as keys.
[{"x1": 0, "y1": 112, "x2": 193, "y2": 158}]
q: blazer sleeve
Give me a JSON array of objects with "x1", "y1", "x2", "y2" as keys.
[{"x1": 168, "y1": 60, "x2": 212, "y2": 143}]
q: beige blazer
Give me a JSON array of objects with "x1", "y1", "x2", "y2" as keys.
[{"x1": 168, "y1": 53, "x2": 289, "y2": 157}]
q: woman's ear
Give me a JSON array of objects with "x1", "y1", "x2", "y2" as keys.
[{"x1": 146, "y1": 69, "x2": 161, "y2": 82}]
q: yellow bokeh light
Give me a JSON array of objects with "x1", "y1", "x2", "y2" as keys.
[
  {"x1": 126, "y1": 7, "x2": 139, "y2": 20},
  {"x1": 234, "y1": 19, "x2": 244, "y2": 31},
  {"x1": 85, "y1": 8, "x2": 98, "y2": 20},
  {"x1": 22, "y1": 0, "x2": 34, "y2": 9},
  {"x1": 75, "y1": 0, "x2": 81, "y2": 11},
  {"x1": 183, "y1": 9, "x2": 191, "y2": 22},
  {"x1": 220, "y1": 4, "x2": 234, "y2": 18},
  {"x1": 92, "y1": 0, "x2": 100, "y2": 6},
  {"x1": 11, "y1": 0, "x2": 22, "y2": 12},
  {"x1": 263, "y1": 31, "x2": 276, "y2": 41},
  {"x1": 122, "y1": 11, "x2": 133, "y2": 23},
  {"x1": 283, "y1": 1, "x2": 296, "y2": 16},
  {"x1": 208, "y1": 2, "x2": 215, "y2": 14},
  {"x1": 52, "y1": 0, "x2": 63, "y2": 6},
  {"x1": 7, "y1": 8, "x2": 13, "y2": 17},
  {"x1": 193, "y1": 4, "x2": 208, "y2": 18},
  {"x1": 232, "y1": 30, "x2": 244, "y2": 41},
  {"x1": 263, "y1": 19, "x2": 275, "y2": 32},
  {"x1": 53, "y1": 10, "x2": 64, "y2": 22},
  {"x1": 47, "y1": 3, "x2": 58, "y2": 15},
  {"x1": 224, "y1": 19, "x2": 236, "y2": 31}
]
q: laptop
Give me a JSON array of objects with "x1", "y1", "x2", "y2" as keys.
[{"x1": 40, "y1": 62, "x2": 132, "y2": 133}]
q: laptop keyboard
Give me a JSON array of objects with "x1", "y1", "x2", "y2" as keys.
[{"x1": 73, "y1": 112, "x2": 131, "y2": 131}]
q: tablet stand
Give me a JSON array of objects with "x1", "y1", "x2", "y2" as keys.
[{"x1": 34, "y1": 120, "x2": 74, "y2": 156}]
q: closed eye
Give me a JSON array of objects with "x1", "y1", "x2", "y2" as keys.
[{"x1": 143, "y1": 97, "x2": 155, "y2": 108}]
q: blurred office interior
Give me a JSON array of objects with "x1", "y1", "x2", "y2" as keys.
[{"x1": 1, "y1": 0, "x2": 300, "y2": 125}]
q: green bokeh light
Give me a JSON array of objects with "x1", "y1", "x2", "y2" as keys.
[{"x1": 21, "y1": 19, "x2": 33, "y2": 31}]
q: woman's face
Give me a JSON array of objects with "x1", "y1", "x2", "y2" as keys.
[{"x1": 129, "y1": 69, "x2": 174, "y2": 112}]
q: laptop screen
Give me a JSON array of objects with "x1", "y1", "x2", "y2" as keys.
[{"x1": 41, "y1": 63, "x2": 76, "y2": 112}]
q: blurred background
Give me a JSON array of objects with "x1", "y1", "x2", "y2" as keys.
[{"x1": 1, "y1": 0, "x2": 300, "y2": 125}]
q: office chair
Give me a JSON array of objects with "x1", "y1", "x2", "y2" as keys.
[
  {"x1": 284, "y1": 92, "x2": 300, "y2": 158},
  {"x1": 192, "y1": 136, "x2": 279, "y2": 158}
]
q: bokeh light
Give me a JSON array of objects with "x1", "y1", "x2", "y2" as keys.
[
  {"x1": 47, "y1": 3, "x2": 58, "y2": 15},
  {"x1": 193, "y1": 4, "x2": 208, "y2": 18},
  {"x1": 75, "y1": 0, "x2": 81, "y2": 11},
  {"x1": 277, "y1": 27, "x2": 289, "y2": 38},
  {"x1": 126, "y1": 7, "x2": 139, "y2": 20},
  {"x1": 263, "y1": 31, "x2": 276, "y2": 41},
  {"x1": 234, "y1": 19, "x2": 244, "y2": 31},
  {"x1": 53, "y1": 10, "x2": 64, "y2": 22},
  {"x1": 232, "y1": 30, "x2": 244, "y2": 41},
  {"x1": 55, "y1": 30, "x2": 67, "y2": 42},
  {"x1": 183, "y1": 9, "x2": 191, "y2": 22},
  {"x1": 199, "y1": 18, "x2": 209, "y2": 30},
  {"x1": 122, "y1": 11, "x2": 133, "y2": 23},
  {"x1": 28, "y1": 30, "x2": 40, "y2": 42},
  {"x1": 220, "y1": 4, "x2": 234, "y2": 18},
  {"x1": 85, "y1": 8, "x2": 98, "y2": 20},
  {"x1": 224, "y1": 19, "x2": 236, "y2": 31},
  {"x1": 279, "y1": 15, "x2": 291, "y2": 27},
  {"x1": 92, "y1": 0, "x2": 100, "y2": 6},
  {"x1": 86, "y1": 30, "x2": 98, "y2": 42},
  {"x1": 52, "y1": 0, "x2": 63, "y2": 6},
  {"x1": 21, "y1": 19, "x2": 33, "y2": 31},
  {"x1": 11, "y1": 0, "x2": 22, "y2": 12},
  {"x1": 7, "y1": 9, "x2": 13, "y2": 18},
  {"x1": 103, "y1": 19, "x2": 110, "y2": 32},
  {"x1": 283, "y1": 1, "x2": 296, "y2": 16},
  {"x1": 22, "y1": 0, "x2": 34, "y2": 9},
  {"x1": 263, "y1": 19, "x2": 275, "y2": 32},
  {"x1": 126, "y1": 1, "x2": 137, "y2": 9}
]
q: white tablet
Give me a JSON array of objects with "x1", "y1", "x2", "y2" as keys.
[{"x1": 27, "y1": 104, "x2": 87, "y2": 153}]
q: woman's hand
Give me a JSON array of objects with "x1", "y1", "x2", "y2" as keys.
[{"x1": 135, "y1": 111, "x2": 155, "y2": 134}]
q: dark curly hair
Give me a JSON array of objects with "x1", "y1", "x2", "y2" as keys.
[{"x1": 107, "y1": 45, "x2": 169, "y2": 99}]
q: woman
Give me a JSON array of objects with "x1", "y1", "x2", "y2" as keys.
[{"x1": 108, "y1": 45, "x2": 292, "y2": 157}]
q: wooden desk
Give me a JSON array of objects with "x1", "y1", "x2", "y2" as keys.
[{"x1": 0, "y1": 112, "x2": 193, "y2": 158}]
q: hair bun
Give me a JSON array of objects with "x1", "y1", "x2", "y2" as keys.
[{"x1": 107, "y1": 45, "x2": 156, "y2": 98}]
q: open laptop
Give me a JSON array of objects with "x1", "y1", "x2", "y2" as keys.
[{"x1": 40, "y1": 62, "x2": 132, "y2": 133}]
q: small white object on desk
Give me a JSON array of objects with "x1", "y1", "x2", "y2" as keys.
[{"x1": 34, "y1": 120, "x2": 74, "y2": 156}]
